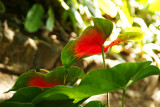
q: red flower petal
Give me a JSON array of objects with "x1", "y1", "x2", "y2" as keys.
[
  {"x1": 28, "y1": 75, "x2": 60, "y2": 88},
  {"x1": 74, "y1": 28, "x2": 106, "y2": 58}
]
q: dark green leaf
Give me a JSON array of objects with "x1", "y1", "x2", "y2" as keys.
[
  {"x1": 0, "y1": 102, "x2": 32, "y2": 107},
  {"x1": 4, "y1": 87, "x2": 42, "y2": 103},
  {"x1": 84, "y1": 101, "x2": 105, "y2": 107},
  {"x1": 0, "y1": 1, "x2": 5, "y2": 13},
  {"x1": 24, "y1": 4, "x2": 44, "y2": 32}
]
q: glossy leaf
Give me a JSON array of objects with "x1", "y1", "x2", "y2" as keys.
[
  {"x1": 32, "y1": 61, "x2": 160, "y2": 104},
  {"x1": 24, "y1": 4, "x2": 44, "y2": 32},
  {"x1": 61, "y1": 18, "x2": 113, "y2": 68},
  {"x1": 84, "y1": 101, "x2": 105, "y2": 107},
  {"x1": 46, "y1": 6, "x2": 55, "y2": 31},
  {"x1": 9, "y1": 66, "x2": 84, "y2": 91}
]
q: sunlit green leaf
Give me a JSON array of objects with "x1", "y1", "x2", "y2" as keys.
[{"x1": 24, "y1": 4, "x2": 44, "y2": 32}]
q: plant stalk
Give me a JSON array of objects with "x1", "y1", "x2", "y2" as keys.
[
  {"x1": 101, "y1": 46, "x2": 110, "y2": 107},
  {"x1": 64, "y1": 67, "x2": 69, "y2": 84},
  {"x1": 122, "y1": 89, "x2": 126, "y2": 107}
]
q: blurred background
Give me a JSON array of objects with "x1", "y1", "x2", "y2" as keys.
[{"x1": 0, "y1": 0, "x2": 160, "y2": 106}]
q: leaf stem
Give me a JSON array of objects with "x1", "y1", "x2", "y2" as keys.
[
  {"x1": 102, "y1": 46, "x2": 110, "y2": 107},
  {"x1": 102, "y1": 46, "x2": 106, "y2": 69},
  {"x1": 122, "y1": 89, "x2": 126, "y2": 107}
]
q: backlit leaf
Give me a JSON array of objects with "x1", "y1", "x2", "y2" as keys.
[{"x1": 105, "y1": 27, "x2": 143, "y2": 49}]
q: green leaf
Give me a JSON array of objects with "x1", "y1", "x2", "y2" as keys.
[
  {"x1": 105, "y1": 27, "x2": 143, "y2": 48},
  {"x1": 4, "y1": 87, "x2": 42, "y2": 103},
  {"x1": 32, "y1": 61, "x2": 160, "y2": 104},
  {"x1": 0, "y1": 1, "x2": 5, "y2": 13},
  {"x1": 24, "y1": 4, "x2": 44, "y2": 32},
  {"x1": 0, "y1": 102, "x2": 32, "y2": 107},
  {"x1": 84, "y1": 101, "x2": 105, "y2": 107},
  {"x1": 61, "y1": 18, "x2": 113, "y2": 68},
  {"x1": 118, "y1": 27, "x2": 144, "y2": 41},
  {"x1": 46, "y1": 6, "x2": 55, "y2": 31},
  {"x1": 9, "y1": 66, "x2": 84, "y2": 91}
]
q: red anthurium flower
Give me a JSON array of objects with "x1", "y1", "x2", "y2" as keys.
[
  {"x1": 61, "y1": 18, "x2": 143, "y2": 68},
  {"x1": 9, "y1": 66, "x2": 83, "y2": 91},
  {"x1": 61, "y1": 18, "x2": 113, "y2": 68},
  {"x1": 28, "y1": 75, "x2": 60, "y2": 88}
]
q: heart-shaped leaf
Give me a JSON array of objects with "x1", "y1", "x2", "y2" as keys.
[
  {"x1": 61, "y1": 18, "x2": 113, "y2": 68},
  {"x1": 32, "y1": 61, "x2": 160, "y2": 104},
  {"x1": 9, "y1": 66, "x2": 84, "y2": 91},
  {"x1": 24, "y1": 4, "x2": 44, "y2": 32}
]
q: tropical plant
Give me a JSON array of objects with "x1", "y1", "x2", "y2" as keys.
[{"x1": 0, "y1": 18, "x2": 160, "y2": 107}]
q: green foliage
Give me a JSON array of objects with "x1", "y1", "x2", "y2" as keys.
[
  {"x1": 31, "y1": 62, "x2": 159, "y2": 106},
  {"x1": 1, "y1": 61, "x2": 159, "y2": 107},
  {"x1": 46, "y1": 7, "x2": 55, "y2": 31},
  {"x1": 24, "y1": 4, "x2": 44, "y2": 32}
]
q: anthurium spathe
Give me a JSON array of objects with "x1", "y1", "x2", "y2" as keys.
[
  {"x1": 61, "y1": 18, "x2": 113, "y2": 68},
  {"x1": 61, "y1": 18, "x2": 144, "y2": 68},
  {"x1": 8, "y1": 66, "x2": 84, "y2": 91}
]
